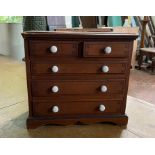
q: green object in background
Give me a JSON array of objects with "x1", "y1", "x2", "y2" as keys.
[
  {"x1": 108, "y1": 16, "x2": 122, "y2": 27},
  {"x1": 72, "y1": 16, "x2": 80, "y2": 28},
  {"x1": 0, "y1": 16, "x2": 22, "y2": 23},
  {"x1": 23, "y1": 16, "x2": 47, "y2": 31}
]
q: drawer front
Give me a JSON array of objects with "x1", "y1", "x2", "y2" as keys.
[
  {"x1": 31, "y1": 62, "x2": 127, "y2": 75},
  {"x1": 83, "y1": 42, "x2": 129, "y2": 58},
  {"x1": 32, "y1": 80, "x2": 125, "y2": 97},
  {"x1": 33, "y1": 100, "x2": 122, "y2": 116},
  {"x1": 29, "y1": 41, "x2": 78, "y2": 57}
]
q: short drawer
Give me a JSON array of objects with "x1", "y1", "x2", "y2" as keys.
[
  {"x1": 29, "y1": 41, "x2": 78, "y2": 57},
  {"x1": 31, "y1": 62, "x2": 127, "y2": 75},
  {"x1": 83, "y1": 42, "x2": 130, "y2": 58},
  {"x1": 33, "y1": 100, "x2": 122, "y2": 116},
  {"x1": 32, "y1": 79, "x2": 125, "y2": 97}
]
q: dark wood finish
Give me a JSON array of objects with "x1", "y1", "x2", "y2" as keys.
[
  {"x1": 31, "y1": 61, "x2": 127, "y2": 74},
  {"x1": 80, "y1": 16, "x2": 98, "y2": 28},
  {"x1": 22, "y1": 31, "x2": 138, "y2": 40},
  {"x1": 32, "y1": 79, "x2": 124, "y2": 96},
  {"x1": 24, "y1": 39, "x2": 33, "y2": 117},
  {"x1": 83, "y1": 42, "x2": 130, "y2": 58},
  {"x1": 29, "y1": 41, "x2": 78, "y2": 57},
  {"x1": 22, "y1": 31, "x2": 138, "y2": 129},
  {"x1": 33, "y1": 94, "x2": 124, "y2": 102},
  {"x1": 27, "y1": 115, "x2": 128, "y2": 129},
  {"x1": 55, "y1": 28, "x2": 113, "y2": 32},
  {"x1": 33, "y1": 100, "x2": 122, "y2": 116}
]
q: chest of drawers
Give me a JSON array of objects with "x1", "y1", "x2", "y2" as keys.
[{"x1": 22, "y1": 31, "x2": 137, "y2": 129}]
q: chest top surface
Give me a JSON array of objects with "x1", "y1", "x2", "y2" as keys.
[{"x1": 22, "y1": 31, "x2": 138, "y2": 40}]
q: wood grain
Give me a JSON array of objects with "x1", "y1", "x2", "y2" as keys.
[{"x1": 22, "y1": 31, "x2": 138, "y2": 129}]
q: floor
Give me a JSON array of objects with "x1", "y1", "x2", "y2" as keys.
[
  {"x1": 129, "y1": 68, "x2": 155, "y2": 105},
  {"x1": 0, "y1": 55, "x2": 155, "y2": 138}
]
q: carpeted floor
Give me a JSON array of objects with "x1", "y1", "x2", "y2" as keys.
[{"x1": 0, "y1": 55, "x2": 155, "y2": 138}]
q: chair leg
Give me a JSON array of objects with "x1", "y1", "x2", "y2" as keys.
[
  {"x1": 138, "y1": 52, "x2": 143, "y2": 70},
  {"x1": 152, "y1": 59, "x2": 155, "y2": 73}
]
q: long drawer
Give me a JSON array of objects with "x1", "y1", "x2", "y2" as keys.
[
  {"x1": 31, "y1": 62, "x2": 127, "y2": 75},
  {"x1": 33, "y1": 100, "x2": 122, "y2": 116},
  {"x1": 83, "y1": 42, "x2": 130, "y2": 58},
  {"x1": 32, "y1": 79, "x2": 125, "y2": 97},
  {"x1": 29, "y1": 41, "x2": 78, "y2": 57}
]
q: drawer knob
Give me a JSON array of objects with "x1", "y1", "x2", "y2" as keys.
[
  {"x1": 51, "y1": 86, "x2": 59, "y2": 93},
  {"x1": 104, "y1": 46, "x2": 112, "y2": 54},
  {"x1": 51, "y1": 65, "x2": 59, "y2": 73},
  {"x1": 52, "y1": 106, "x2": 59, "y2": 113},
  {"x1": 101, "y1": 85, "x2": 108, "y2": 92},
  {"x1": 102, "y1": 65, "x2": 109, "y2": 73},
  {"x1": 99, "y1": 104, "x2": 106, "y2": 112},
  {"x1": 50, "y1": 45, "x2": 58, "y2": 53}
]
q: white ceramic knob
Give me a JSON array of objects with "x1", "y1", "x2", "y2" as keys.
[
  {"x1": 52, "y1": 106, "x2": 59, "y2": 113},
  {"x1": 51, "y1": 86, "x2": 59, "y2": 93},
  {"x1": 101, "y1": 85, "x2": 108, "y2": 92},
  {"x1": 50, "y1": 45, "x2": 58, "y2": 53},
  {"x1": 104, "y1": 46, "x2": 112, "y2": 54},
  {"x1": 102, "y1": 65, "x2": 109, "y2": 73},
  {"x1": 99, "y1": 104, "x2": 106, "y2": 112},
  {"x1": 51, "y1": 65, "x2": 59, "y2": 73}
]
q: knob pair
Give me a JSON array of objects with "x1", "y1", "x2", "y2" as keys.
[
  {"x1": 51, "y1": 104, "x2": 105, "y2": 113},
  {"x1": 51, "y1": 85, "x2": 107, "y2": 93},
  {"x1": 51, "y1": 65, "x2": 109, "y2": 73},
  {"x1": 50, "y1": 46, "x2": 112, "y2": 54}
]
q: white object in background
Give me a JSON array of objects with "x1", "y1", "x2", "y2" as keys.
[
  {"x1": 123, "y1": 19, "x2": 130, "y2": 27},
  {"x1": 104, "y1": 46, "x2": 112, "y2": 54},
  {"x1": 0, "y1": 23, "x2": 24, "y2": 61},
  {"x1": 102, "y1": 65, "x2": 109, "y2": 73},
  {"x1": 99, "y1": 104, "x2": 106, "y2": 112},
  {"x1": 52, "y1": 106, "x2": 59, "y2": 113},
  {"x1": 51, "y1": 86, "x2": 59, "y2": 93},
  {"x1": 51, "y1": 65, "x2": 59, "y2": 73},
  {"x1": 65, "y1": 16, "x2": 72, "y2": 28},
  {"x1": 101, "y1": 85, "x2": 108, "y2": 92},
  {"x1": 50, "y1": 45, "x2": 58, "y2": 53}
]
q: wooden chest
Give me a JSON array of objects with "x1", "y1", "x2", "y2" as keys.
[{"x1": 22, "y1": 31, "x2": 138, "y2": 129}]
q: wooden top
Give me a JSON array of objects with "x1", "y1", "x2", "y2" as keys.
[
  {"x1": 22, "y1": 31, "x2": 138, "y2": 40},
  {"x1": 140, "y1": 48, "x2": 155, "y2": 53},
  {"x1": 55, "y1": 27, "x2": 113, "y2": 32}
]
